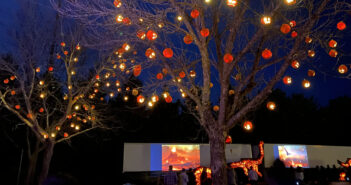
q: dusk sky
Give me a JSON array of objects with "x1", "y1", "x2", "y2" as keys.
[{"x1": 1, "y1": 0, "x2": 351, "y2": 106}]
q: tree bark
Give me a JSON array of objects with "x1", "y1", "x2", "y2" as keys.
[
  {"x1": 25, "y1": 150, "x2": 39, "y2": 185},
  {"x1": 209, "y1": 130, "x2": 227, "y2": 185},
  {"x1": 38, "y1": 140, "x2": 55, "y2": 185}
]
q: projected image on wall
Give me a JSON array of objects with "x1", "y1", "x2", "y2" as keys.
[
  {"x1": 162, "y1": 145, "x2": 200, "y2": 171},
  {"x1": 274, "y1": 145, "x2": 309, "y2": 168}
]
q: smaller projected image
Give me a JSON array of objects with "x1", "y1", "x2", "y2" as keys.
[
  {"x1": 162, "y1": 145, "x2": 200, "y2": 171},
  {"x1": 274, "y1": 145, "x2": 309, "y2": 168}
]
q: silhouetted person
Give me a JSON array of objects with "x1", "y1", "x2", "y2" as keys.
[
  {"x1": 295, "y1": 167, "x2": 304, "y2": 184},
  {"x1": 187, "y1": 168, "x2": 196, "y2": 185},
  {"x1": 164, "y1": 165, "x2": 178, "y2": 185},
  {"x1": 248, "y1": 166, "x2": 258, "y2": 185},
  {"x1": 227, "y1": 165, "x2": 237, "y2": 185},
  {"x1": 180, "y1": 168, "x2": 189, "y2": 185}
]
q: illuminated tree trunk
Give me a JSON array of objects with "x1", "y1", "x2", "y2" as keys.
[{"x1": 209, "y1": 126, "x2": 228, "y2": 185}]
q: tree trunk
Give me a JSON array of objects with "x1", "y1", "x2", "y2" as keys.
[
  {"x1": 25, "y1": 150, "x2": 39, "y2": 185},
  {"x1": 38, "y1": 140, "x2": 55, "y2": 185},
  {"x1": 209, "y1": 132, "x2": 227, "y2": 185}
]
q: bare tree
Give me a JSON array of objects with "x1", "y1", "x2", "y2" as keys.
[
  {"x1": 0, "y1": 1, "x2": 126, "y2": 185},
  {"x1": 50, "y1": 0, "x2": 351, "y2": 184}
]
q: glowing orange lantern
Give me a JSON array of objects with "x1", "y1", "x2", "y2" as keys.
[
  {"x1": 10, "y1": 90, "x2": 15, "y2": 95},
  {"x1": 329, "y1": 49, "x2": 338, "y2": 57},
  {"x1": 189, "y1": 70, "x2": 196, "y2": 78},
  {"x1": 291, "y1": 60, "x2": 300, "y2": 69},
  {"x1": 60, "y1": 42, "x2": 66, "y2": 47},
  {"x1": 146, "y1": 30, "x2": 157, "y2": 41},
  {"x1": 266, "y1": 101, "x2": 276, "y2": 111},
  {"x1": 283, "y1": 76, "x2": 292, "y2": 85},
  {"x1": 15, "y1": 105, "x2": 20, "y2": 110},
  {"x1": 191, "y1": 9, "x2": 200, "y2": 19},
  {"x1": 305, "y1": 37, "x2": 312, "y2": 44},
  {"x1": 113, "y1": 0, "x2": 122, "y2": 7},
  {"x1": 213, "y1": 105, "x2": 219, "y2": 111},
  {"x1": 64, "y1": 51, "x2": 68, "y2": 55},
  {"x1": 308, "y1": 50, "x2": 315, "y2": 57},
  {"x1": 307, "y1": 69, "x2": 316, "y2": 77},
  {"x1": 162, "y1": 68, "x2": 168, "y2": 75},
  {"x1": 39, "y1": 108, "x2": 44, "y2": 113},
  {"x1": 337, "y1": 21, "x2": 346, "y2": 31},
  {"x1": 261, "y1": 16, "x2": 272, "y2": 25},
  {"x1": 10, "y1": 76, "x2": 15, "y2": 80},
  {"x1": 163, "y1": 48, "x2": 173, "y2": 58},
  {"x1": 338, "y1": 64, "x2": 348, "y2": 74},
  {"x1": 225, "y1": 136, "x2": 232, "y2": 144},
  {"x1": 27, "y1": 113, "x2": 33, "y2": 119},
  {"x1": 291, "y1": 31, "x2": 298, "y2": 38},
  {"x1": 64, "y1": 132, "x2": 69, "y2": 138},
  {"x1": 289, "y1": 20, "x2": 296, "y2": 27},
  {"x1": 339, "y1": 172, "x2": 346, "y2": 181},
  {"x1": 137, "y1": 95, "x2": 145, "y2": 104},
  {"x1": 328, "y1": 39, "x2": 337, "y2": 48},
  {"x1": 223, "y1": 53, "x2": 234, "y2": 64},
  {"x1": 137, "y1": 30, "x2": 146, "y2": 40},
  {"x1": 280, "y1": 24, "x2": 291, "y2": 34},
  {"x1": 48, "y1": 67, "x2": 54, "y2": 72},
  {"x1": 36, "y1": 67, "x2": 40, "y2": 73},
  {"x1": 200, "y1": 28, "x2": 210, "y2": 37},
  {"x1": 302, "y1": 79, "x2": 311, "y2": 88},
  {"x1": 227, "y1": 0, "x2": 237, "y2": 7},
  {"x1": 243, "y1": 121, "x2": 253, "y2": 130},
  {"x1": 179, "y1": 71, "x2": 186, "y2": 78},
  {"x1": 285, "y1": 0, "x2": 296, "y2": 5},
  {"x1": 145, "y1": 48, "x2": 156, "y2": 59},
  {"x1": 165, "y1": 96, "x2": 173, "y2": 103},
  {"x1": 95, "y1": 74, "x2": 100, "y2": 80},
  {"x1": 133, "y1": 65, "x2": 142, "y2": 77},
  {"x1": 3, "y1": 79, "x2": 9, "y2": 84},
  {"x1": 183, "y1": 35, "x2": 193, "y2": 44},
  {"x1": 122, "y1": 17, "x2": 131, "y2": 25},
  {"x1": 262, "y1": 49, "x2": 272, "y2": 59},
  {"x1": 156, "y1": 73, "x2": 164, "y2": 80}
]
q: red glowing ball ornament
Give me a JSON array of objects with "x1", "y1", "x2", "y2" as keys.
[
  {"x1": 39, "y1": 107, "x2": 44, "y2": 113},
  {"x1": 289, "y1": 20, "x2": 296, "y2": 27},
  {"x1": 165, "y1": 96, "x2": 173, "y2": 103},
  {"x1": 225, "y1": 136, "x2": 232, "y2": 144},
  {"x1": 329, "y1": 49, "x2": 338, "y2": 58},
  {"x1": 338, "y1": 64, "x2": 348, "y2": 74},
  {"x1": 183, "y1": 34, "x2": 193, "y2": 45},
  {"x1": 163, "y1": 48, "x2": 174, "y2": 58},
  {"x1": 179, "y1": 71, "x2": 186, "y2": 78},
  {"x1": 156, "y1": 73, "x2": 164, "y2": 80},
  {"x1": 15, "y1": 105, "x2": 20, "y2": 110},
  {"x1": 291, "y1": 60, "x2": 300, "y2": 69},
  {"x1": 3, "y1": 78, "x2": 9, "y2": 84},
  {"x1": 305, "y1": 37, "x2": 313, "y2": 44},
  {"x1": 266, "y1": 101, "x2": 276, "y2": 111},
  {"x1": 146, "y1": 30, "x2": 157, "y2": 41},
  {"x1": 283, "y1": 76, "x2": 292, "y2": 85},
  {"x1": 328, "y1": 39, "x2": 337, "y2": 48},
  {"x1": 227, "y1": 0, "x2": 237, "y2": 7},
  {"x1": 190, "y1": 9, "x2": 200, "y2": 19},
  {"x1": 291, "y1": 31, "x2": 298, "y2": 38},
  {"x1": 113, "y1": 0, "x2": 122, "y2": 7},
  {"x1": 213, "y1": 105, "x2": 219, "y2": 112},
  {"x1": 223, "y1": 53, "x2": 234, "y2": 64},
  {"x1": 133, "y1": 65, "x2": 142, "y2": 77},
  {"x1": 337, "y1": 21, "x2": 346, "y2": 31},
  {"x1": 122, "y1": 17, "x2": 131, "y2": 25},
  {"x1": 137, "y1": 95, "x2": 145, "y2": 104},
  {"x1": 137, "y1": 30, "x2": 146, "y2": 40},
  {"x1": 280, "y1": 24, "x2": 291, "y2": 34},
  {"x1": 262, "y1": 49, "x2": 272, "y2": 59},
  {"x1": 243, "y1": 121, "x2": 253, "y2": 130},
  {"x1": 145, "y1": 48, "x2": 156, "y2": 59},
  {"x1": 307, "y1": 69, "x2": 316, "y2": 77},
  {"x1": 48, "y1": 66, "x2": 54, "y2": 72},
  {"x1": 200, "y1": 28, "x2": 210, "y2": 37}
]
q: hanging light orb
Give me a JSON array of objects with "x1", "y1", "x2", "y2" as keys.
[
  {"x1": 262, "y1": 49, "x2": 272, "y2": 59},
  {"x1": 307, "y1": 69, "x2": 316, "y2": 77},
  {"x1": 337, "y1": 21, "x2": 346, "y2": 31},
  {"x1": 213, "y1": 105, "x2": 219, "y2": 112},
  {"x1": 305, "y1": 37, "x2": 313, "y2": 44},
  {"x1": 227, "y1": 0, "x2": 238, "y2": 7},
  {"x1": 200, "y1": 28, "x2": 210, "y2": 37},
  {"x1": 260, "y1": 16, "x2": 272, "y2": 25},
  {"x1": 225, "y1": 135, "x2": 232, "y2": 144},
  {"x1": 145, "y1": 48, "x2": 156, "y2": 59},
  {"x1": 146, "y1": 30, "x2": 158, "y2": 41},
  {"x1": 183, "y1": 34, "x2": 193, "y2": 44},
  {"x1": 113, "y1": 0, "x2": 122, "y2": 7},
  {"x1": 15, "y1": 105, "x2": 20, "y2": 110},
  {"x1": 163, "y1": 48, "x2": 174, "y2": 58},
  {"x1": 191, "y1": 9, "x2": 200, "y2": 19},
  {"x1": 291, "y1": 31, "x2": 298, "y2": 38},
  {"x1": 283, "y1": 76, "x2": 292, "y2": 85},
  {"x1": 328, "y1": 39, "x2": 337, "y2": 48},
  {"x1": 165, "y1": 95, "x2": 173, "y2": 103},
  {"x1": 289, "y1": 20, "x2": 296, "y2": 27},
  {"x1": 329, "y1": 49, "x2": 338, "y2": 58},
  {"x1": 243, "y1": 121, "x2": 253, "y2": 130},
  {"x1": 302, "y1": 79, "x2": 311, "y2": 88},
  {"x1": 223, "y1": 53, "x2": 234, "y2": 64},
  {"x1": 151, "y1": 95, "x2": 159, "y2": 103},
  {"x1": 266, "y1": 101, "x2": 276, "y2": 111},
  {"x1": 338, "y1": 64, "x2": 348, "y2": 74},
  {"x1": 156, "y1": 73, "x2": 164, "y2": 80},
  {"x1": 116, "y1": 15, "x2": 123, "y2": 23},
  {"x1": 291, "y1": 60, "x2": 300, "y2": 69},
  {"x1": 280, "y1": 24, "x2": 291, "y2": 34},
  {"x1": 137, "y1": 30, "x2": 146, "y2": 40},
  {"x1": 285, "y1": 0, "x2": 296, "y2": 5},
  {"x1": 308, "y1": 50, "x2": 315, "y2": 58},
  {"x1": 179, "y1": 71, "x2": 186, "y2": 78},
  {"x1": 137, "y1": 95, "x2": 145, "y2": 104},
  {"x1": 229, "y1": 90, "x2": 235, "y2": 95},
  {"x1": 189, "y1": 70, "x2": 196, "y2": 78}
]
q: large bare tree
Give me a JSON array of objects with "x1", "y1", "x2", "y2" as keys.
[{"x1": 51, "y1": 0, "x2": 351, "y2": 184}]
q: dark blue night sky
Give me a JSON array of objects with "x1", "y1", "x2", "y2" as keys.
[{"x1": 1, "y1": 0, "x2": 351, "y2": 106}]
